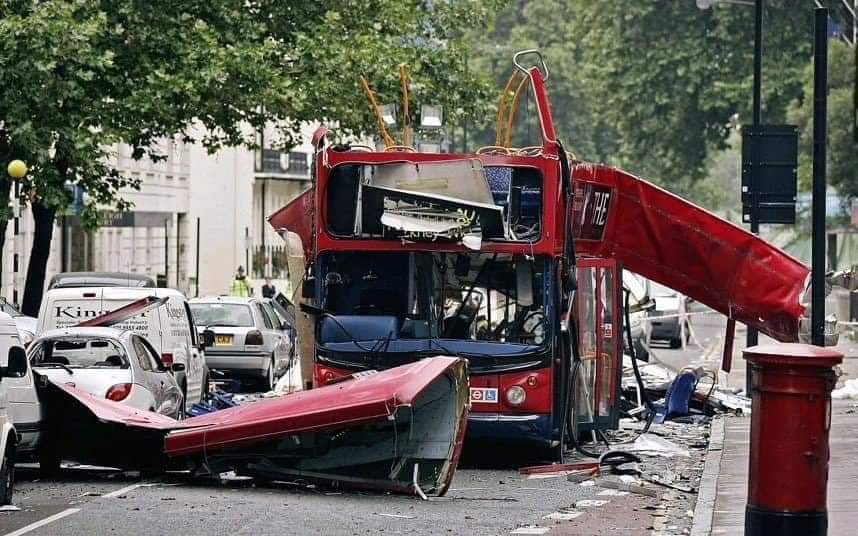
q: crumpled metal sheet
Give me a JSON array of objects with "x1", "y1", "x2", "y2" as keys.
[
  {"x1": 267, "y1": 187, "x2": 314, "y2": 261},
  {"x1": 42, "y1": 357, "x2": 469, "y2": 497},
  {"x1": 572, "y1": 163, "x2": 809, "y2": 342}
]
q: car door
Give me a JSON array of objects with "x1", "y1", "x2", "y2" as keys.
[
  {"x1": 183, "y1": 301, "x2": 206, "y2": 402},
  {"x1": 129, "y1": 335, "x2": 165, "y2": 411},
  {"x1": 270, "y1": 293, "x2": 298, "y2": 360},
  {"x1": 6, "y1": 333, "x2": 42, "y2": 454},
  {"x1": 263, "y1": 302, "x2": 292, "y2": 368},
  {"x1": 137, "y1": 336, "x2": 182, "y2": 417},
  {"x1": 253, "y1": 302, "x2": 285, "y2": 370}
]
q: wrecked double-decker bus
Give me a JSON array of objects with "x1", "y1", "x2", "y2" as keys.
[
  {"x1": 270, "y1": 53, "x2": 621, "y2": 460},
  {"x1": 270, "y1": 51, "x2": 811, "y2": 460}
]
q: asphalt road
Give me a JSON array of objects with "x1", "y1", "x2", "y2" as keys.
[
  {"x1": 2, "y1": 311, "x2": 732, "y2": 536},
  {"x1": 3, "y1": 462, "x2": 642, "y2": 536}
]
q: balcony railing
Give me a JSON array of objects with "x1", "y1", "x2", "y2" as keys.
[{"x1": 251, "y1": 244, "x2": 289, "y2": 279}]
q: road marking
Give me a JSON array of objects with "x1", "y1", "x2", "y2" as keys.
[
  {"x1": 3, "y1": 508, "x2": 80, "y2": 536},
  {"x1": 510, "y1": 527, "x2": 550, "y2": 535},
  {"x1": 102, "y1": 482, "x2": 147, "y2": 498}
]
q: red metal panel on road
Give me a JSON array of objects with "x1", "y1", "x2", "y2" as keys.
[{"x1": 571, "y1": 163, "x2": 809, "y2": 342}]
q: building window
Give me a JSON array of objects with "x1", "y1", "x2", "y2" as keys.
[{"x1": 258, "y1": 149, "x2": 309, "y2": 177}]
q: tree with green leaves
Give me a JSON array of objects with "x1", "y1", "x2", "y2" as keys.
[
  {"x1": 471, "y1": 1, "x2": 829, "y2": 205},
  {"x1": 789, "y1": 41, "x2": 858, "y2": 201},
  {"x1": 0, "y1": 0, "x2": 497, "y2": 315}
]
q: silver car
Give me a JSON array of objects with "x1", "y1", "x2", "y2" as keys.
[
  {"x1": 190, "y1": 297, "x2": 292, "y2": 390},
  {"x1": 28, "y1": 327, "x2": 185, "y2": 418}
]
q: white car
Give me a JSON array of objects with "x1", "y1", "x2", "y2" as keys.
[
  {"x1": 29, "y1": 328, "x2": 185, "y2": 418},
  {"x1": 0, "y1": 319, "x2": 28, "y2": 504},
  {"x1": 36, "y1": 286, "x2": 210, "y2": 410},
  {"x1": 0, "y1": 298, "x2": 37, "y2": 347}
]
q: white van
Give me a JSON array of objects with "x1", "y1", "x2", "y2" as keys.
[
  {"x1": 0, "y1": 312, "x2": 29, "y2": 504},
  {"x1": 36, "y1": 287, "x2": 208, "y2": 410}
]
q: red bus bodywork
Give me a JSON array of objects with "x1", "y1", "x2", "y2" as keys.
[{"x1": 269, "y1": 65, "x2": 809, "y2": 453}]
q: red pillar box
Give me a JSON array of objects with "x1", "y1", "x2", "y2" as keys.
[{"x1": 744, "y1": 343, "x2": 842, "y2": 536}]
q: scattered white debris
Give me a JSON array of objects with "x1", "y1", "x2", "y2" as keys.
[
  {"x1": 598, "y1": 489, "x2": 630, "y2": 496},
  {"x1": 0, "y1": 505, "x2": 21, "y2": 512},
  {"x1": 511, "y1": 526, "x2": 550, "y2": 535},
  {"x1": 544, "y1": 511, "x2": 582, "y2": 521},
  {"x1": 833, "y1": 378, "x2": 858, "y2": 400},
  {"x1": 377, "y1": 513, "x2": 415, "y2": 519},
  {"x1": 218, "y1": 471, "x2": 253, "y2": 482},
  {"x1": 626, "y1": 433, "x2": 690, "y2": 458},
  {"x1": 579, "y1": 479, "x2": 596, "y2": 487},
  {"x1": 575, "y1": 499, "x2": 609, "y2": 508},
  {"x1": 274, "y1": 360, "x2": 304, "y2": 395}
]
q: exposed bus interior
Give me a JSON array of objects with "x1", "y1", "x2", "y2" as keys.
[
  {"x1": 326, "y1": 161, "x2": 543, "y2": 246},
  {"x1": 313, "y1": 252, "x2": 551, "y2": 372}
]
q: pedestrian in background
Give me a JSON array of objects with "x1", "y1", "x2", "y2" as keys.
[
  {"x1": 261, "y1": 277, "x2": 276, "y2": 298},
  {"x1": 229, "y1": 266, "x2": 252, "y2": 297}
]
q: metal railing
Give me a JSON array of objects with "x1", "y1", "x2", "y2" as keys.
[
  {"x1": 257, "y1": 149, "x2": 309, "y2": 178},
  {"x1": 251, "y1": 244, "x2": 288, "y2": 279}
]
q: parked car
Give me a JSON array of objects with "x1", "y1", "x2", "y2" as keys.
[
  {"x1": 647, "y1": 283, "x2": 686, "y2": 349},
  {"x1": 28, "y1": 328, "x2": 184, "y2": 418},
  {"x1": 0, "y1": 297, "x2": 37, "y2": 347},
  {"x1": 622, "y1": 272, "x2": 652, "y2": 359},
  {"x1": 47, "y1": 271, "x2": 156, "y2": 290},
  {"x1": 263, "y1": 296, "x2": 297, "y2": 360},
  {"x1": 36, "y1": 287, "x2": 209, "y2": 411},
  {"x1": 0, "y1": 314, "x2": 29, "y2": 504},
  {"x1": 190, "y1": 296, "x2": 292, "y2": 390}
]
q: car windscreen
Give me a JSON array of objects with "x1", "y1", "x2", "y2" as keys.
[
  {"x1": 190, "y1": 303, "x2": 254, "y2": 328},
  {"x1": 31, "y1": 338, "x2": 129, "y2": 368}
]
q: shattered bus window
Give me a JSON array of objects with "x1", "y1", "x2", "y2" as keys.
[
  {"x1": 316, "y1": 252, "x2": 549, "y2": 372},
  {"x1": 325, "y1": 162, "x2": 542, "y2": 245}
]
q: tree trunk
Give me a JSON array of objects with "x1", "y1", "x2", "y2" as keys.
[{"x1": 21, "y1": 201, "x2": 56, "y2": 317}]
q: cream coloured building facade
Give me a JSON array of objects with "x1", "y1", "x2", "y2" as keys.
[{"x1": 0, "y1": 125, "x2": 314, "y2": 305}]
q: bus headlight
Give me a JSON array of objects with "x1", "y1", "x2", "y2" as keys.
[{"x1": 506, "y1": 386, "x2": 526, "y2": 406}]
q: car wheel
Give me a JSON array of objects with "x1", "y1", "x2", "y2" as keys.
[
  {"x1": 263, "y1": 356, "x2": 275, "y2": 391},
  {"x1": 0, "y1": 446, "x2": 14, "y2": 505}
]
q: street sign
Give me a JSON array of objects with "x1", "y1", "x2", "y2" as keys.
[{"x1": 741, "y1": 124, "x2": 799, "y2": 225}]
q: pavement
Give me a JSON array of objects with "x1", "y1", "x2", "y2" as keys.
[{"x1": 685, "y1": 318, "x2": 858, "y2": 536}]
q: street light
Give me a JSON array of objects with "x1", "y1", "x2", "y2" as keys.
[
  {"x1": 379, "y1": 104, "x2": 397, "y2": 127},
  {"x1": 7, "y1": 160, "x2": 27, "y2": 179},
  {"x1": 419, "y1": 104, "x2": 444, "y2": 129}
]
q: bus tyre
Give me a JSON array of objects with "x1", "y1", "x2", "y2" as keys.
[{"x1": 1, "y1": 444, "x2": 14, "y2": 505}]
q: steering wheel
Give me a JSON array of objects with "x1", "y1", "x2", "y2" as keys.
[{"x1": 520, "y1": 311, "x2": 546, "y2": 344}]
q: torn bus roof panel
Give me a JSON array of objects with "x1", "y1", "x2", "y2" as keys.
[
  {"x1": 267, "y1": 187, "x2": 315, "y2": 261},
  {"x1": 43, "y1": 357, "x2": 469, "y2": 497},
  {"x1": 571, "y1": 163, "x2": 809, "y2": 342}
]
